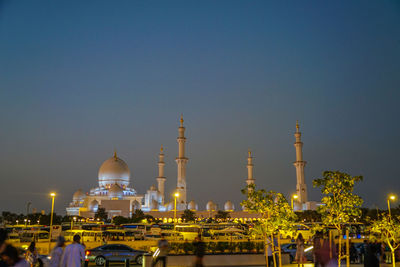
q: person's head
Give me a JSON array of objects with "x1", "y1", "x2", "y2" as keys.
[
  {"x1": 56, "y1": 236, "x2": 65, "y2": 247},
  {"x1": 0, "y1": 229, "x2": 8, "y2": 254},
  {"x1": 297, "y1": 233, "x2": 304, "y2": 241},
  {"x1": 1, "y1": 244, "x2": 20, "y2": 265},
  {"x1": 73, "y1": 234, "x2": 81, "y2": 243},
  {"x1": 28, "y1": 242, "x2": 35, "y2": 252}
]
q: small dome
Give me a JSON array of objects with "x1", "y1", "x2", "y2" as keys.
[
  {"x1": 89, "y1": 200, "x2": 99, "y2": 212},
  {"x1": 73, "y1": 189, "x2": 86, "y2": 202},
  {"x1": 224, "y1": 200, "x2": 235, "y2": 211},
  {"x1": 188, "y1": 200, "x2": 198, "y2": 211},
  {"x1": 108, "y1": 184, "x2": 124, "y2": 199},
  {"x1": 206, "y1": 200, "x2": 217, "y2": 211},
  {"x1": 149, "y1": 185, "x2": 157, "y2": 191},
  {"x1": 98, "y1": 152, "x2": 130, "y2": 188}
]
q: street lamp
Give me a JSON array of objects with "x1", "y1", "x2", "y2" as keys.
[
  {"x1": 291, "y1": 194, "x2": 299, "y2": 210},
  {"x1": 387, "y1": 194, "x2": 396, "y2": 218},
  {"x1": 173, "y1": 192, "x2": 180, "y2": 223},
  {"x1": 48, "y1": 192, "x2": 56, "y2": 253}
]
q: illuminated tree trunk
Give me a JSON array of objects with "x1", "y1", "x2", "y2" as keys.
[
  {"x1": 278, "y1": 233, "x2": 282, "y2": 267},
  {"x1": 346, "y1": 229, "x2": 349, "y2": 267},
  {"x1": 265, "y1": 233, "x2": 269, "y2": 267},
  {"x1": 338, "y1": 232, "x2": 342, "y2": 267},
  {"x1": 271, "y1": 233, "x2": 277, "y2": 267}
]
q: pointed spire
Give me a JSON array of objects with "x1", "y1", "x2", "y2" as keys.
[
  {"x1": 248, "y1": 149, "x2": 252, "y2": 157},
  {"x1": 160, "y1": 145, "x2": 164, "y2": 153},
  {"x1": 296, "y1": 120, "x2": 300, "y2": 132},
  {"x1": 180, "y1": 114, "x2": 184, "y2": 127},
  {"x1": 113, "y1": 149, "x2": 117, "y2": 160}
]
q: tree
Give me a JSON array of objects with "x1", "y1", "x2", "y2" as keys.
[
  {"x1": 371, "y1": 214, "x2": 400, "y2": 267},
  {"x1": 95, "y1": 208, "x2": 108, "y2": 221},
  {"x1": 214, "y1": 210, "x2": 230, "y2": 221},
  {"x1": 112, "y1": 216, "x2": 130, "y2": 225},
  {"x1": 313, "y1": 171, "x2": 363, "y2": 267},
  {"x1": 181, "y1": 209, "x2": 196, "y2": 222},
  {"x1": 241, "y1": 184, "x2": 297, "y2": 267}
]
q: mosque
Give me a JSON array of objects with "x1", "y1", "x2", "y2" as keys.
[{"x1": 66, "y1": 117, "x2": 316, "y2": 219}]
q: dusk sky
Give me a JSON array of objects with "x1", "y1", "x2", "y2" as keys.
[{"x1": 0, "y1": 1, "x2": 399, "y2": 215}]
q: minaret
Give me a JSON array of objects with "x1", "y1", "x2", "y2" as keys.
[
  {"x1": 156, "y1": 145, "x2": 166, "y2": 205},
  {"x1": 176, "y1": 115, "x2": 188, "y2": 205},
  {"x1": 293, "y1": 121, "x2": 308, "y2": 205},
  {"x1": 245, "y1": 149, "x2": 255, "y2": 190}
]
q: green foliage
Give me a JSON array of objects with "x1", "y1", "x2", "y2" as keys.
[
  {"x1": 94, "y1": 207, "x2": 108, "y2": 221},
  {"x1": 214, "y1": 210, "x2": 230, "y2": 221},
  {"x1": 370, "y1": 214, "x2": 400, "y2": 253},
  {"x1": 241, "y1": 184, "x2": 297, "y2": 236},
  {"x1": 181, "y1": 209, "x2": 196, "y2": 222},
  {"x1": 313, "y1": 171, "x2": 363, "y2": 231}
]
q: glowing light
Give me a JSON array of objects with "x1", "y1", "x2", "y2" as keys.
[
  {"x1": 388, "y1": 195, "x2": 396, "y2": 201},
  {"x1": 304, "y1": 246, "x2": 313, "y2": 252},
  {"x1": 50, "y1": 193, "x2": 56, "y2": 197},
  {"x1": 174, "y1": 192, "x2": 180, "y2": 197},
  {"x1": 292, "y1": 194, "x2": 299, "y2": 199}
]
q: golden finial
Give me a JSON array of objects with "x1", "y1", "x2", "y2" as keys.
[
  {"x1": 113, "y1": 149, "x2": 117, "y2": 160},
  {"x1": 180, "y1": 114, "x2": 184, "y2": 126},
  {"x1": 296, "y1": 120, "x2": 300, "y2": 132},
  {"x1": 160, "y1": 145, "x2": 164, "y2": 153},
  {"x1": 248, "y1": 149, "x2": 251, "y2": 157}
]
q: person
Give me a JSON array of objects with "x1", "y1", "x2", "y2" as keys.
[
  {"x1": 313, "y1": 231, "x2": 323, "y2": 267},
  {"x1": 1, "y1": 244, "x2": 30, "y2": 267},
  {"x1": 60, "y1": 234, "x2": 85, "y2": 267},
  {"x1": 152, "y1": 234, "x2": 169, "y2": 267},
  {"x1": 193, "y1": 235, "x2": 206, "y2": 267},
  {"x1": 296, "y1": 233, "x2": 306, "y2": 267},
  {"x1": 50, "y1": 236, "x2": 65, "y2": 267},
  {"x1": 0, "y1": 229, "x2": 8, "y2": 267},
  {"x1": 350, "y1": 242, "x2": 358, "y2": 263},
  {"x1": 25, "y1": 242, "x2": 38, "y2": 267},
  {"x1": 265, "y1": 236, "x2": 275, "y2": 267}
]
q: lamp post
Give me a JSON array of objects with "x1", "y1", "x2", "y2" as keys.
[
  {"x1": 387, "y1": 194, "x2": 396, "y2": 218},
  {"x1": 48, "y1": 192, "x2": 56, "y2": 253},
  {"x1": 291, "y1": 194, "x2": 298, "y2": 210},
  {"x1": 173, "y1": 192, "x2": 180, "y2": 223}
]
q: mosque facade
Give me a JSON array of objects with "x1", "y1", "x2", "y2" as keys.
[{"x1": 66, "y1": 117, "x2": 315, "y2": 218}]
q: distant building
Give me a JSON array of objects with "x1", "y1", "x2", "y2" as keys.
[{"x1": 66, "y1": 117, "x2": 316, "y2": 218}]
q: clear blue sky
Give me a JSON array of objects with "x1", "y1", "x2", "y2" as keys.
[{"x1": 0, "y1": 1, "x2": 399, "y2": 214}]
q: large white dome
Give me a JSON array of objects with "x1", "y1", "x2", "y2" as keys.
[{"x1": 98, "y1": 152, "x2": 130, "y2": 188}]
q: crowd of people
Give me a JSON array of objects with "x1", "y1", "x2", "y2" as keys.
[{"x1": 0, "y1": 229, "x2": 85, "y2": 267}]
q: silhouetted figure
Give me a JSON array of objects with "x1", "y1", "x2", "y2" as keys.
[
  {"x1": 0, "y1": 229, "x2": 9, "y2": 267},
  {"x1": 296, "y1": 233, "x2": 306, "y2": 267},
  {"x1": 60, "y1": 234, "x2": 85, "y2": 267},
  {"x1": 313, "y1": 231, "x2": 323, "y2": 267},
  {"x1": 50, "y1": 236, "x2": 65, "y2": 267},
  {"x1": 25, "y1": 242, "x2": 38, "y2": 267},
  {"x1": 1, "y1": 244, "x2": 29, "y2": 267},
  {"x1": 364, "y1": 241, "x2": 380, "y2": 267},
  {"x1": 193, "y1": 235, "x2": 206, "y2": 267},
  {"x1": 152, "y1": 234, "x2": 169, "y2": 267}
]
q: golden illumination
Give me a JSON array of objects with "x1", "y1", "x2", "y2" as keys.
[
  {"x1": 174, "y1": 192, "x2": 180, "y2": 198},
  {"x1": 50, "y1": 192, "x2": 56, "y2": 197},
  {"x1": 388, "y1": 195, "x2": 396, "y2": 201},
  {"x1": 292, "y1": 194, "x2": 299, "y2": 199}
]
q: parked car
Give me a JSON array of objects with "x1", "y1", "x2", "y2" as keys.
[
  {"x1": 281, "y1": 243, "x2": 314, "y2": 263},
  {"x1": 85, "y1": 244, "x2": 146, "y2": 266}
]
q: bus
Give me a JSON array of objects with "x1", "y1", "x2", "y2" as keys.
[
  {"x1": 20, "y1": 230, "x2": 49, "y2": 243},
  {"x1": 175, "y1": 225, "x2": 201, "y2": 241},
  {"x1": 64, "y1": 230, "x2": 103, "y2": 242}
]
